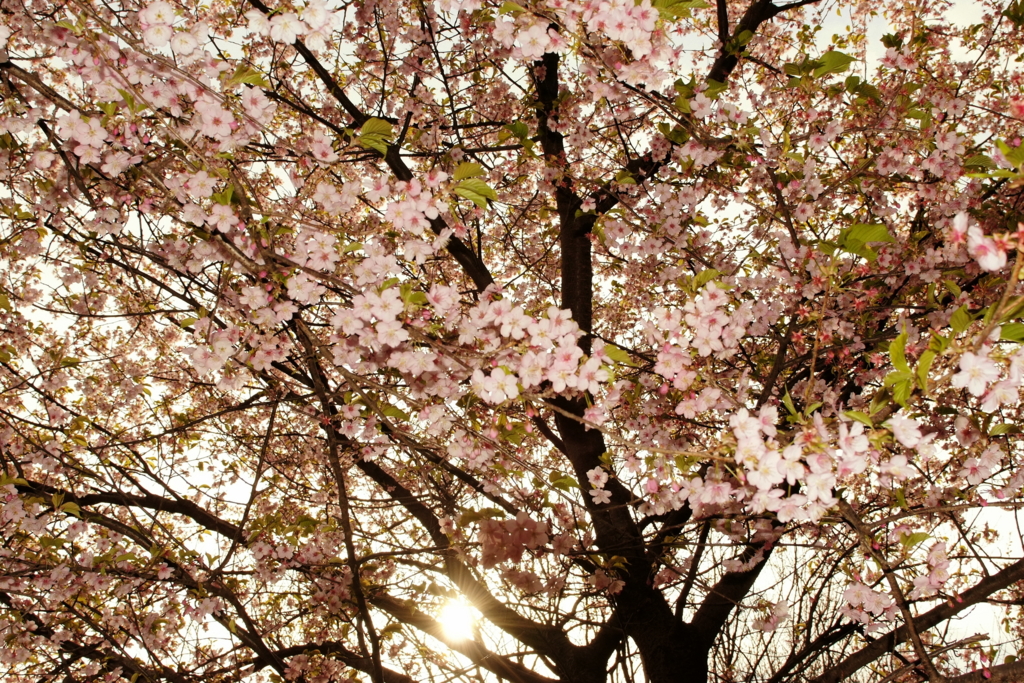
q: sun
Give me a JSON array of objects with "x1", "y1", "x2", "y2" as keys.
[{"x1": 438, "y1": 600, "x2": 476, "y2": 641}]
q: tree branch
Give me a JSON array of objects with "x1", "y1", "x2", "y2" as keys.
[
  {"x1": 838, "y1": 501, "x2": 946, "y2": 682},
  {"x1": 689, "y1": 540, "x2": 774, "y2": 651},
  {"x1": 369, "y1": 594, "x2": 559, "y2": 683},
  {"x1": 17, "y1": 479, "x2": 242, "y2": 539},
  {"x1": 812, "y1": 556, "x2": 1024, "y2": 683},
  {"x1": 254, "y1": 642, "x2": 417, "y2": 683},
  {"x1": 243, "y1": 0, "x2": 495, "y2": 294}
]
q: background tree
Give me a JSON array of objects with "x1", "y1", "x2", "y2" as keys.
[{"x1": 3, "y1": 0, "x2": 1024, "y2": 681}]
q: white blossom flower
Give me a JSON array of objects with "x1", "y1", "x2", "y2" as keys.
[{"x1": 951, "y1": 351, "x2": 1000, "y2": 397}]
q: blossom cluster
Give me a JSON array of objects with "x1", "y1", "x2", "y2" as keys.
[
  {"x1": 910, "y1": 542, "x2": 951, "y2": 599},
  {"x1": 244, "y1": 1, "x2": 339, "y2": 50},
  {"x1": 840, "y1": 582, "x2": 896, "y2": 633},
  {"x1": 476, "y1": 512, "x2": 550, "y2": 568}
]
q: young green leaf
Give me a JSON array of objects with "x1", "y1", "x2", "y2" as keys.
[
  {"x1": 453, "y1": 162, "x2": 485, "y2": 181},
  {"x1": 455, "y1": 178, "x2": 497, "y2": 209},
  {"x1": 812, "y1": 51, "x2": 856, "y2": 78},
  {"x1": 950, "y1": 305, "x2": 973, "y2": 334}
]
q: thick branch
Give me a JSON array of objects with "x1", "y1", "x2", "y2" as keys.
[
  {"x1": 689, "y1": 541, "x2": 774, "y2": 651},
  {"x1": 707, "y1": 0, "x2": 822, "y2": 84},
  {"x1": 17, "y1": 479, "x2": 242, "y2": 539},
  {"x1": 255, "y1": 642, "x2": 416, "y2": 683},
  {"x1": 353, "y1": 457, "x2": 579, "y2": 663},
  {"x1": 839, "y1": 500, "x2": 946, "y2": 682},
  {"x1": 369, "y1": 595, "x2": 558, "y2": 683},
  {"x1": 534, "y1": 51, "x2": 595, "y2": 339},
  {"x1": 764, "y1": 622, "x2": 859, "y2": 683},
  {"x1": 947, "y1": 660, "x2": 1024, "y2": 683},
  {"x1": 812, "y1": 557, "x2": 1024, "y2": 683}
]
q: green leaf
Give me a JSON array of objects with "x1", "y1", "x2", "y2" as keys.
[
  {"x1": 999, "y1": 296, "x2": 1024, "y2": 322},
  {"x1": 846, "y1": 223, "x2": 895, "y2": 245},
  {"x1": 453, "y1": 162, "x2": 485, "y2": 181},
  {"x1": 455, "y1": 178, "x2": 497, "y2": 209},
  {"x1": 653, "y1": 0, "x2": 710, "y2": 20},
  {"x1": 115, "y1": 88, "x2": 148, "y2": 115},
  {"x1": 844, "y1": 410, "x2": 873, "y2": 427},
  {"x1": 892, "y1": 377, "x2": 912, "y2": 407},
  {"x1": 503, "y1": 121, "x2": 530, "y2": 140},
  {"x1": 812, "y1": 51, "x2": 856, "y2": 78},
  {"x1": 657, "y1": 121, "x2": 689, "y2": 145},
  {"x1": 964, "y1": 154, "x2": 996, "y2": 170},
  {"x1": 503, "y1": 424, "x2": 526, "y2": 445},
  {"x1": 614, "y1": 170, "x2": 637, "y2": 185},
  {"x1": 895, "y1": 487, "x2": 908, "y2": 510},
  {"x1": 693, "y1": 268, "x2": 722, "y2": 290},
  {"x1": 1004, "y1": 0, "x2": 1024, "y2": 27},
  {"x1": 786, "y1": 58, "x2": 823, "y2": 77},
  {"x1": 837, "y1": 224, "x2": 894, "y2": 262},
  {"x1": 882, "y1": 33, "x2": 903, "y2": 49},
  {"x1": 602, "y1": 344, "x2": 637, "y2": 367},
  {"x1": 361, "y1": 118, "x2": 393, "y2": 137},
  {"x1": 358, "y1": 137, "x2": 388, "y2": 154},
  {"x1": 40, "y1": 536, "x2": 66, "y2": 549},
  {"x1": 357, "y1": 118, "x2": 393, "y2": 155},
  {"x1": 1001, "y1": 322, "x2": 1024, "y2": 342},
  {"x1": 916, "y1": 350, "x2": 935, "y2": 392},
  {"x1": 854, "y1": 82, "x2": 882, "y2": 102},
  {"x1": 60, "y1": 502, "x2": 82, "y2": 518},
  {"x1": 704, "y1": 79, "x2": 729, "y2": 99},
  {"x1": 548, "y1": 471, "x2": 579, "y2": 490},
  {"x1": 674, "y1": 79, "x2": 695, "y2": 98},
  {"x1": 225, "y1": 66, "x2": 270, "y2": 89},
  {"x1": 950, "y1": 305, "x2": 973, "y2": 334},
  {"x1": 498, "y1": 1, "x2": 526, "y2": 14},
  {"x1": 883, "y1": 370, "x2": 911, "y2": 387},
  {"x1": 211, "y1": 186, "x2": 234, "y2": 206},
  {"x1": 990, "y1": 423, "x2": 1020, "y2": 436},
  {"x1": 890, "y1": 331, "x2": 909, "y2": 374},
  {"x1": 380, "y1": 404, "x2": 410, "y2": 422},
  {"x1": 900, "y1": 531, "x2": 930, "y2": 550},
  {"x1": 997, "y1": 139, "x2": 1024, "y2": 169},
  {"x1": 929, "y1": 333, "x2": 951, "y2": 353},
  {"x1": 458, "y1": 507, "x2": 505, "y2": 524},
  {"x1": 782, "y1": 389, "x2": 798, "y2": 417}
]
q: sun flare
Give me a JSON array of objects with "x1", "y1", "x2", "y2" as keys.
[{"x1": 438, "y1": 601, "x2": 476, "y2": 641}]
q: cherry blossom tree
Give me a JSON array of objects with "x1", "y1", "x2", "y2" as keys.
[{"x1": 5, "y1": 0, "x2": 1024, "y2": 681}]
